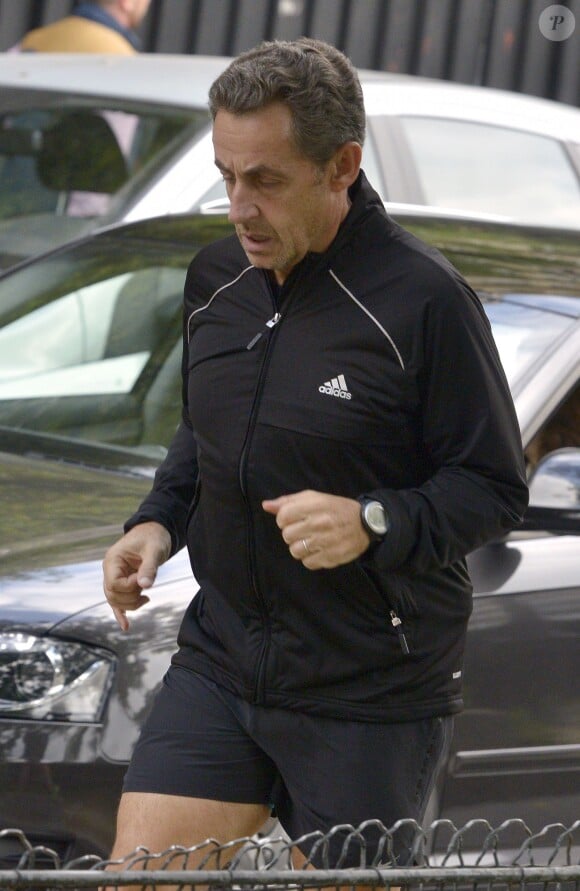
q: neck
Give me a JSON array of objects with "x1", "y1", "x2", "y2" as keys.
[{"x1": 96, "y1": 2, "x2": 131, "y2": 29}]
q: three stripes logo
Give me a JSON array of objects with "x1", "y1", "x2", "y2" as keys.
[{"x1": 318, "y1": 373, "x2": 352, "y2": 400}]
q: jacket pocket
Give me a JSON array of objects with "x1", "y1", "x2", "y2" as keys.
[{"x1": 355, "y1": 562, "x2": 418, "y2": 656}]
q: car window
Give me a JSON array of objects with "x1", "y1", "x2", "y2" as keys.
[
  {"x1": 484, "y1": 299, "x2": 576, "y2": 386},
  {"x1": 399, "y1": 118, "x2": 580, "y2": 227},
  {"x1": 0, "y1": 98, "x2": 208, "y2": 266},
  {"x1": 0, "y1": 239, "x2": 191, "y2": 450},
  {"x1": 0, "y1": 270, "x2": 184, "y2": 398}
]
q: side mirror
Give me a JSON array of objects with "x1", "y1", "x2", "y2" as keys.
[{"x1": 521, "y1": 448, "x2": 580, "y2": 533}]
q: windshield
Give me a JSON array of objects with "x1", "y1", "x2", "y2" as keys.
[
  {"x1": 484, "y1": 299, "x2": 577, "y2": 387},
  {"x1": 0, "y1": 93, "x2": 209, "y2": 269}
]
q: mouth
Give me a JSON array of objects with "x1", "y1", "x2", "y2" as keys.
[{"x1": 238, "y1": 230, "x2": 274, "y2": 252}]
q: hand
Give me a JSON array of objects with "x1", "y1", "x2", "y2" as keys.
[
  {"x1": 262, "y1": 490, "x2": 371, "y2": 569},
  {"x1": 102, "y1": 521, "x2": 172, "y2": 631}
]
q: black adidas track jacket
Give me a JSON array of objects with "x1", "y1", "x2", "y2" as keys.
[{"x1": 126, "y1": 173, "x2": 528, "y2": 722}]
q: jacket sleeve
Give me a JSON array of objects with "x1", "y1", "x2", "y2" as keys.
[
  {"x1": 367, "y1": 276, "x2": 529, "y2": 575},
  {"x1": 124, "y1": 415, "x2": 198, "y2": 556},
  {"x1": 124, "y1": 263, "x2": 201, "y2": 556}
]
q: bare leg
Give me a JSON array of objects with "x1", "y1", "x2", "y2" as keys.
[{"x1": 105, "y1": 791, "x2": 270, "y2": 889}]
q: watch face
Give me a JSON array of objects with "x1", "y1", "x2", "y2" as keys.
[{"x1": 365, "y1": 501, "x2": 388, "y2": 535}]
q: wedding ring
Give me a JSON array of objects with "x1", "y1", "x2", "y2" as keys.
[{"x1": 302, "y1": 538, "x2": 310, "y2": 554}]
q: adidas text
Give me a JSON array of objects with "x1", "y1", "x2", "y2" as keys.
[{"x1": 319, "y1": 374, "x2": 352, "y2": 400}]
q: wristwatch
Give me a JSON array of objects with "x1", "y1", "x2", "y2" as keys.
[{"x1": 358, "y1": 497, "x2": 390, "y2": 541}]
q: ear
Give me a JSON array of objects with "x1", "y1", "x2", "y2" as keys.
[{"x1": 328, "y1": 142, "x2": 362, "y2": 191}]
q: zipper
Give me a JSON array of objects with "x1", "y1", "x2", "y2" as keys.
[
  {"x1": 246, "y1": 312, "x2": 281, "y2": 350},
  {"x1": 238, "y1": 293, "x2": 283, "y2": 703},
  {"x1": 390, "y1": 610, "x2": 410, "y2": 655},
  {"x1": 358, "y1": 563, "x2": 414, "y2": 656}
]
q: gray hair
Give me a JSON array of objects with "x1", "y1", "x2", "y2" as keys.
[{"x1": 208, "y1": 38, "x2": 365, "y2": 166}]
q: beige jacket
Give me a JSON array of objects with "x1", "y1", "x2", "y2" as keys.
[{"x1": 20, "y1": 16, "x2": 136, "y2": 54}]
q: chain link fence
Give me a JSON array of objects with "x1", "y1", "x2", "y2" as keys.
[{"x1": 1, "y1": 819, "x2": 579, "y2": 890}]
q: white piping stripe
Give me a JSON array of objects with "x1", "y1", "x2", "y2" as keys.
[
  {"x1": 187, "y1": 264, "x2": 254, "y2": 342},
  {"x1": 328, "y1": 268, "x2": 405, "y2": 371}
]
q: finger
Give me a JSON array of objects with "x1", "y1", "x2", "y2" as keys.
[
  {"x1": 289, "y1": 539, "x2": 305, "y2": 561},
  {"x1": 262, "y1": 496, "x2": 290, "y2": 515},
  {"x1": 105, "y1": 585, "x2": 150, "y2": 612},
  {"x1": 265, "y1": 500, "x2": 312, "y2": 532},
  {"x1": 103, "y1": 564, "x2": 140, "y2": 599},
  {"x1": 105, "y1": 560, "x2": 156, "y2": 597},
  {"x1": 136, "y1": 565, "x2": 157, "y2": 588},
  {"x1": 279, "y1": 518, "x2": 310, "y2": 545},
  {"x1": 289, "y1": 546, "x2": 324, "y2": 572},
  {"x1": 110, "y1": 594, "x2": 150, "y2": 630},
  {"x1": 103, "y1": 547, "x2": 160, "y2": 593},
  {"x1": 103, "y1": 574, "x2": 142, "y2": 602},
  {"x1": 288, "y1": 537, "x2": 314, "y2": 561},
  {"x1": 113, "y1": 607, "x2": 129, "y2": 632},
  {"x1": 262, "y1": 491, "x2": 315, "y2": 516}
]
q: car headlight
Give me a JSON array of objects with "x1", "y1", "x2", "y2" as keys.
[{"x1": 0, "y1": 633, "x2": 114, "y2": 722}]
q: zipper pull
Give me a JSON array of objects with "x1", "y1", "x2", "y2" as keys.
[
  {"x1": 390, "y1": 610, "x2": 410, "y2": 655},
  {"x1": 247, "y1": 313, "x2": 281, "y2": 350},
  {"x1": 246, "y1": 333, "x2": 262, "y2": 350}
]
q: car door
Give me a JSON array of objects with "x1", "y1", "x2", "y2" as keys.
[
  {"x1": 439, "y1": 371, "x2": 580, "y2": 837},
  {"x1": 445, "y1": 533, "x2": 580, "y2": 831}
]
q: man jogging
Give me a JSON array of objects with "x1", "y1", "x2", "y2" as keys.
[{"x1": 103, "y1": 38, "x2": 528, "y2": 870}]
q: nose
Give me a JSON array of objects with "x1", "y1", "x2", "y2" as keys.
[{"x1": 227, "y1": 181, "x2": 260, "y2": 225}]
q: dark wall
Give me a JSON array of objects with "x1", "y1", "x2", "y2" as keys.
[{"x1": 1, "y1": 0, "x2": 578, "y2": 106}]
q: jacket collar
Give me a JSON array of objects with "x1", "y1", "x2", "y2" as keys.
[{"x1": 281, "y1": 170, "x2": 387, "y2": 286}]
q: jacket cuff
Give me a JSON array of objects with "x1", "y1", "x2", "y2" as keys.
[{"x1": 358, "y1": 489, "x2": 413, "y2": 572}]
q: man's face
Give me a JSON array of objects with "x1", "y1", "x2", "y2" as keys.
[{"x1": 213, "y1": 103, "x2": 340, "y2": 284}]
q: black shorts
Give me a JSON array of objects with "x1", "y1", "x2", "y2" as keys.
[{"x1": 123, "y1": 664, "x2": 453, "y2": 866}]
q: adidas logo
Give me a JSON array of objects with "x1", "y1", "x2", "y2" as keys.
[{"x1": 318, "y1": 373, "x2": 352, "y2": 400}]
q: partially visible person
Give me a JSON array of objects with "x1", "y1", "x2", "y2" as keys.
[
  {"x1": 7, "y1": 1, "x2": 152, "y2": 215},
  {"x1": 12, "y1": 0, "x2": 151, "y2": 55}
]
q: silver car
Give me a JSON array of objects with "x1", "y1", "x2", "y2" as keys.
[{"x1": 0, "y1": 52, "x2": 578, "y2": 269}]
